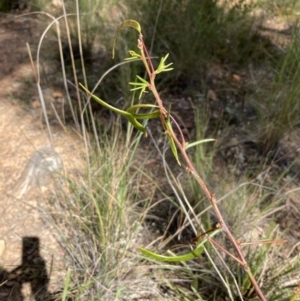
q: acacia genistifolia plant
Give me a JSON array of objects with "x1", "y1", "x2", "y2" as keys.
[{"x1": 80, "y1": 20, "x2": 288, "y2": 301}]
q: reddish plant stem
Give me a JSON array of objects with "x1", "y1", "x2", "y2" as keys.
[
  {"x1": 207, "y1": 236, "x2": 244, "y2": 266},
  {"x1": 140, "y1": 37, "x2": 267, "y2": 301}
]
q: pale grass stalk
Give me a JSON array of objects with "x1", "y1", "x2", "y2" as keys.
[
  {"x1": 32, "y1": 12, "x2": 79, "y2": 127},
  {"x1": 75, "y1": 0, "x2": 100, "y2": 151}
]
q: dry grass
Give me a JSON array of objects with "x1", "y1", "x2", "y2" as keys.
[{"x1": 1, "y1": 1, "x2": 300, "y2": 300}]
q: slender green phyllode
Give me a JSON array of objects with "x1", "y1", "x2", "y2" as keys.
[
  {"x1": 164, "y1": 105, "x2": 181, "y2": 165},
  {"x1": 112, "y1": 19, "x2": 142, "y2": 59},
  {"x1": 139, "y1": 229, "x2": 221, "y2": 262},
  {"x1": 79, "y1": 84, "x2": 161, "y2": 136}
]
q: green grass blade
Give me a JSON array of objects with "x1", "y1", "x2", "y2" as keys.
[{"x1": 62, "y1": 268, "x2": 71, "y2": 301}]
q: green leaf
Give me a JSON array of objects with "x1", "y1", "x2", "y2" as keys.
[
  {"x1": 165, "y1": 106, "x2": 180, "y2": 165},
  {"x1": 79, "y1": 83, "x2": 147, "y2": 135},
  {"x1": 112, "y1": 20, "x2": 142, "y2": 59},
  {"x1": 140, "y1": 228, "x2": 221, "y2": 262},
  {"x1": 136, "y1": 75, "x2": 149, "y2": 84},
  {"x1": 129, "y1": 75, "x2": 150, "y2": 99},
  {"x1": 166, "y1": 132, "x2": 180, "y2": 166},
  {"x1": 127, "y1": 104, "x2": 161, "y2": 120},
  {"x1": 124, "y1": 50, "x2": 141, "y2": 61},
  {"x1": 155, "y1": 53, "x2": 174, "y2": 74},
  {"x1": 140, "y1": 245, "x2": 205, "y2": 262},
  {"x1": 129, "y1": 86, "x2": 148, "y2": 99},
  {"x1": 186, "y1": 138, "x2": 215, "y2": 150}
]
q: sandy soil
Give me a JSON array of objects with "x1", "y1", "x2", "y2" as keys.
[{"x1": 0, "y1": 12, "x2": 84, "y2": 300}]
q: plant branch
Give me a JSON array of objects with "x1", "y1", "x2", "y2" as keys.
[
  {"x1": 92, "y1": 20, "x2": 269, "y2": 301},
  {"x1": 138, "y1": 33, "x2": 267, "y2": 301}
]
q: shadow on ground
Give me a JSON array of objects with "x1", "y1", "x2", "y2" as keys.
[{"x1": 0, "y1": 237, "x2": 57, "y2": 301}]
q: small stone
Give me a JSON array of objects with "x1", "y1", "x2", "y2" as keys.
[
  {"x1": 232, "y1": 73, "x2": 241, "y2": 83},
  {"x1": 52, "y1": 91, "x2": 63, "y2": 99},
  {"x1": 31, "y1": 100, "x2": 41, "y2": 109},
  {"x1": 12, "y1": 82, "x2": 23, "y2": 88}
]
